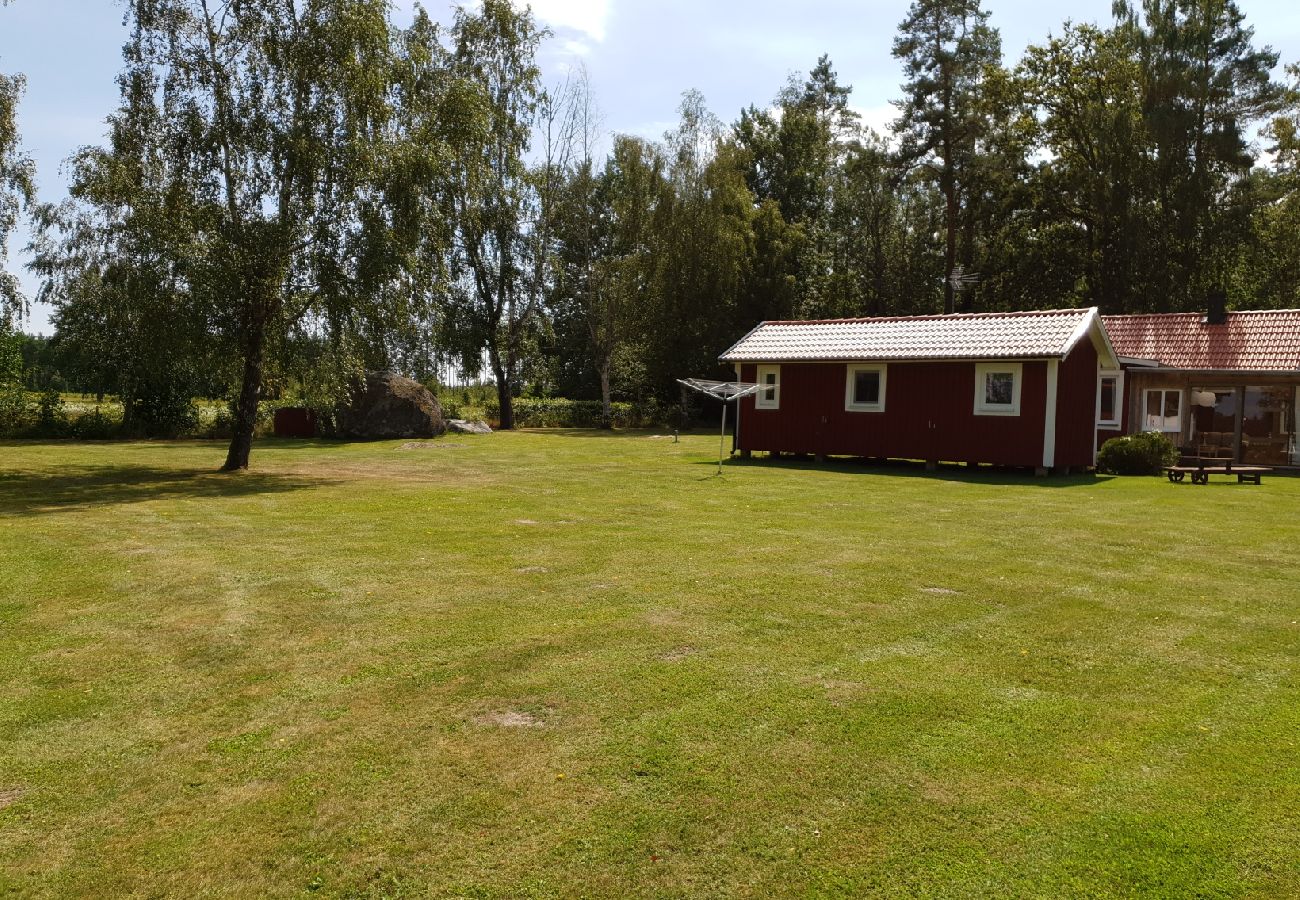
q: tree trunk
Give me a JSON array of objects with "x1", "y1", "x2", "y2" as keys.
[
  {"x1": 222, "y1": 314, "x2": 266, "y2": 471},
  {"x1": 489, "y1": 344, "x2": 513, "y2": 430},
  {"x1": 943, "y1": 167, "x2": 957, "y2": 316},
  {"x1": 598, "y1": 362, "x2": 612, "y2": 428}
]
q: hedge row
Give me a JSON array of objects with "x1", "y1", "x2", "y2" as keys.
[
  {"x1": 484, "y1": 397, "x2": 673, "y2": 429},
  {"x1": 2, "y1": 391, "x2": 696, "y2": 439}
]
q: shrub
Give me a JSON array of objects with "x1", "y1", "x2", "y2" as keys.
[
  {"x1": 1097, "y1": 431, "x2": 1179, "y2": 475},
  {"x1": 34, "y1": 387, "x2": 68, "y2": 437},
  {"x1": 123, "y1": 380, "x2": 200, "y2": 438},
  {"x1": 484, "y1": 397, "x2": 666, "y2": 429},
  {"x1": 68, "y1": 406, "x2": 121, "y2": 440},
  {"x1": 0, "y1": 385, "x2": 30, "y2": 436}
]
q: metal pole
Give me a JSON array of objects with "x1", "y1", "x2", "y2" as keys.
[{"x1": 718, "y1": 402, "x2": 727, "y2": 476}]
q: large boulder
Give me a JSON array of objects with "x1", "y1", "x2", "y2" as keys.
[{"x1": 338, "y1": 371, "x2": 446, "y2": 439}]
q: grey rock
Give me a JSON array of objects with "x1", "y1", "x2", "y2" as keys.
[{"x1": 448, "y1": 419, "x2": 492, "y2": 435}]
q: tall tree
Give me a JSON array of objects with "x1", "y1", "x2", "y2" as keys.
[
  {"x1": 1238, "y1": 64, "x2": 1300, "y2": 308},
  {"x1": 0, "y1": 0, "x2": 36, "y2": 320},
  {"x1": 892, "y1": 0, "x2": 1001, "y2": 314},
  {"x1": 443, "y1": 0, "x2": 549, "y2": 431},
  {"x1": 648, "y1": 91, "x2": 754, "y2": 398},
  {"x1": 734, "y1": 56, "x2": 857, "y2": 320},
  {"x1": 1115, "y1": 0, "x2": 1282, "y2": 307},
  {"x1": 36, "y1": 0, "x2": 428, "y2": 466},
  {"x1": 1020, "y1": 23, "x2": 1150, "y2": 312},
  {"x1": 558, "y1": 134, "x2": 662, "y2": 420}
]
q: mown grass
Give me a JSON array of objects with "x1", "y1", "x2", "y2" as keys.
[{"x1": 1, "y1": 432, "x2": 1297, "y2": 898}]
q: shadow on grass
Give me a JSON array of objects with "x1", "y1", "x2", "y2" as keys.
[
  {"x1": 701, "y1": 454, "x2": 1114, "y2": 487},
  {"x1": 513, "y1": 428, "x2": 668, "y2": 438},
  {"x1": 0, "y1": 465, "x2": 332, "y2": 517}
]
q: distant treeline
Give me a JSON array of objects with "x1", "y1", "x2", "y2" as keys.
[{"x1": 3, "y1": 0, "x2": 1299, "y2": 460}]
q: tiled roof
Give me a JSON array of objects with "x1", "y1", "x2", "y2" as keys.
[
  {"x1": 1101, "y1": 310, "x2": 1300, "y2": 371},
  {"x1": 720, "y1": 309, "x2": 1099, "y2": 362}
]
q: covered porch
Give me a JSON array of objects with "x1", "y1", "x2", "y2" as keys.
[{"x1": 1127, "y1": 369, "x2": 1300, "y2": 467}]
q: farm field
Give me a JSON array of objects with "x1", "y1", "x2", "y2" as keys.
[{"x1": 1, "y1": 432, "x2": 1298, "y2": 897}]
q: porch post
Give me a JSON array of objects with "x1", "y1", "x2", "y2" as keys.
[{"x1": 1233, "y1": 386, "x2": 1246, "y2": 462}]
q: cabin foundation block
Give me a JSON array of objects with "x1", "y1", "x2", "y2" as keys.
[
  {"x1": 925, "y1": 459, "x2": 938, "y2": 472},
  {"x1": 1034, "y1": 466, "x2": 1049, "y2": 477}
]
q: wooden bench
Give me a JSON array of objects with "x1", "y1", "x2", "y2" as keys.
[{"x1": 1164, "y1": 456, "x2": 1270, "y2": 485}]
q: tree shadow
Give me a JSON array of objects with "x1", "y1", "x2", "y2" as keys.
[
  {"x1": 0, "y1": 465, "x2": 333, "y2": 517},
  {"x1": 518, "y1": 428, "x2": 685, "y2": 439},
  {"x1": 698, "y1": 454, "x2": 1114, "y2": 488}
]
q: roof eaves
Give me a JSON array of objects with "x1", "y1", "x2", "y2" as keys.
[{"x1": 717, "y1": 320, "x2": 770, "y2": 362}]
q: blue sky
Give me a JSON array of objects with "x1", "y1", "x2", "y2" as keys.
[{"x1": 5, "y1": 0, "x2": 1300, "y2": 334}]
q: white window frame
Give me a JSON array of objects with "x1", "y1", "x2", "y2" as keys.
[
  {"x1": 1143, "y1": 388, "x2": 1182, "y2": 433},
  {"x1": 1097, "y1": 370, "x2": 1124, "y2": 428},
  {"x1": 755, "y1": 364, "x2": 780, "y2": 410},
  {"x1": 973, "y1": 362, "x2": 1023, "y2": 416},
  {"x1": 844, "y1": 364, "x2": 887, "y2": 413}
]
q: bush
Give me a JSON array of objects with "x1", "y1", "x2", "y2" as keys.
[
  {"x1": 0, "y1": 385, "x2": 31, "y2": 436},
  {"x1": 34, "y1": 387, "x2": 68, "y2": 437},
  {"x1": 123, "y1": 381, "x2": 200, "y2": 438},
  {"x1": 484, "y1": 397, "x2": 666, "y2": 429},
  {"x1": 1097, "y1": 431, "x2": 1179, "y2": 475},
  {"x1": 68, "y1": 406, "x2": 121, "y2": 440}
]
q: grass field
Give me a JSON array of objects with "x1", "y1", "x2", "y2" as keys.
[{"x1": 1, "y1": 432, "x2": 1298, "y2": 898}]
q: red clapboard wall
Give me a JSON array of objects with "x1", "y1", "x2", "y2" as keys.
[
  {"x1": 1054, "y1": 337, "x2": 1098, "y2": 467},
  {"x1": 736, "y1": 359, "x2": 1053, "y2": 467}
]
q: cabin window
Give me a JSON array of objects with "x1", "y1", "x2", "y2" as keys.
[
  {"x1": 1097, "y1": 371, "x2": 1124, "y2": 428},
  {"x1": 973, "y1": 362, "x2": 1022, "y2": 416},
  {"x1": 1143, "y1": 388, "x2": 1182, "y2": 433},
  {"x1": 845, "y1": 364, "x2": 887, "y2": 412},
  {"x1": 756, "y1": 365, "x2": 780, "y2": 409}
]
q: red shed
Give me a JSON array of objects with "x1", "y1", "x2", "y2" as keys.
[{"x1": 720, "y1": 308, "x2": 1119, "y2": 472}]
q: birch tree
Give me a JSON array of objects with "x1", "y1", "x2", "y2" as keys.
[{"x1": 36, "y1": 0, "x2": 434, "y2": 467}]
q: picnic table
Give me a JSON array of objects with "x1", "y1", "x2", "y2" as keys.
[{"x1": 1164, "y1": 454, "x2": 1270, "y2": 485}]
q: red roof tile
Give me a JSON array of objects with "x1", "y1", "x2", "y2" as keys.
[
  {"x1": 720, "y1": 309, "x2": 1102, "y2": 362},
  {"x1": 1101, "y1": 311, "x2": 1300, "y2": 371}
]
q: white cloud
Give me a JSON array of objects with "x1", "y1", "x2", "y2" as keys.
[
  {"x1": 559, "y1": 37, "x2": 594, "y2": 57},
  {"x1": 528, "y1": 0, "x2": 609, "y2": 43},
  {"x1": 851, "y1": 103, "x2": 898, "y2": 140}
]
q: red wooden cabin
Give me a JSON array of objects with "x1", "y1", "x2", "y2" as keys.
[
  {"x1": 720, "y1": 308, "x2": 1120, "y2": 472},
  {"x1": 1100, "y1": 309, "x2": 1300, "y2": 467}
]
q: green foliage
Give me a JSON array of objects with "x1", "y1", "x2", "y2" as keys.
[
  {"x1": 0, "y1": 314, "x2": 27, "y2": 434},
  {"x1": 893, "y1": 0, "x2": 1002, "y2": 314},
  {"x1": 121, "y1": 380, "x2": 199, "y2": 439},
  {"x1": 0, "y1": 47, "x2": 36, "y2": 318},
  {"x1": 1097, "y1": 431, "x2": 1179, "y2": 475},
  {"x1": 34, "y1": 0, "x2": 445, "y2": 469},
  {"x1": 66, "y1": 405, "x2": 120, "y2": 440},
  {"x1": 442, "y1": 0, "x2": 549, "y2": 430},
  {"x1": 24, "y1": 0, "x2": 1300, "y2": 451},
  {"x1": 33, "y1": 386, "x2": 66, "y2": 436},
  {"x1": 483, "y1": 396, "x2": 665, "y2": 429}
]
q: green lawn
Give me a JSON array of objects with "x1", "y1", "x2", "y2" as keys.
[{"x1": 1, "y1": 432, "x2": 1297, "y2": 898}]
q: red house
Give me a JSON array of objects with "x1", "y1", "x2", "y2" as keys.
[
  {"x1": 1100, "y1": 309, "x2": 1300, "y2": 467},
  {"x1": 721, "y1": 308, "x2": 1120, "y2": 473}
]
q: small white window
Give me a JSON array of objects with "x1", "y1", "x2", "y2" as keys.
[
  {"x1": 973, "y1": 362, "x2": 1022, "y2": 416},
  {"x1": 756, "y1": 365, "x2": 780, "y2": 409},
  {"x1": 845, "y1": 364, "x2": 886, "y2": 412},
  {"x1": 1143, "y1": 388, "x2": 1182, "y2": 432},
  {"x1": 1097, "y1": 371, "x2": 1124, "y2": 428}
]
